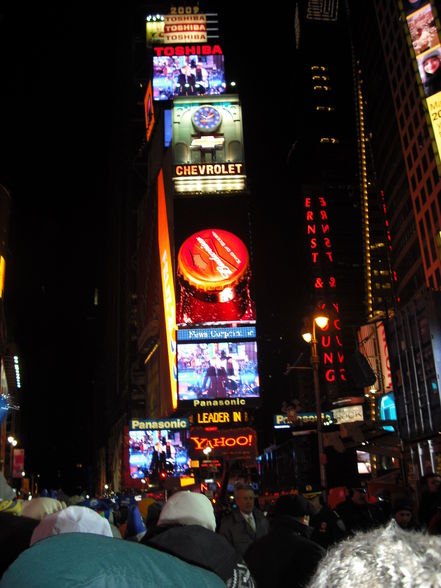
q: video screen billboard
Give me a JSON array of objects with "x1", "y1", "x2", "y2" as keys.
[
  {"x1": 152, "y1": 46, "x2": 225, "y2": 101},
  {"x1": 177, "y1": 340, "x2": 259, "y2": 404},
  {"x1": 176, "y1": 228, "x2": 255, "y2": 325},
  {"x1": 356, "y1": 450, "x2": 372, "y2": 475},
  {"x1": 128, "y1": 429, "x2": 190, "y2": 480}
]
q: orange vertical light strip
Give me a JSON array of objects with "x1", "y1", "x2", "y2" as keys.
[
  {"x1": 157, "y1": 170, "x2": 178, "y2": 410},
  {"x1": 0, "y1": 256, "x2": 5, "y2": 298},
  {"x1": 144, "y1": 81, "x2": 155, "y2": 142}
]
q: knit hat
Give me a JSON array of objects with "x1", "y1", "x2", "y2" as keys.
[
  {"x1": 21, "y1": 497, "x2": 66, "y2": 521},
  {"x1": 274, "y1": 494, "x2": 316, "y2": 518},
  {"x1": 158, "y1": 491, "x2": 216, "y2": 532},
  {"x1": 30, "y1": 505, "x2": 113, "y2": 545},
  {"x1": 392, "y1": 495, "x2": 413, "y2": 514}
]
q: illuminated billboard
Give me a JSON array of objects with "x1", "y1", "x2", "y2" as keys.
[
  {"x1": 402, "y1": 1, "x2": 441, "y2": 162},
  {"x1": 273, "y1": 412, "x2": 334, "y2": 429},
  {"x1": 163, "y1": 14, "x2": 207, "y2": 44},
  {"x1": 157, "y1": 169, "x2": 178, "y2": 410},
  {"x1": 189, "y1": 426, "x2": 258, "y2": 460},
  {"x1": 146, "y1": 11, "x2": 218, "y2": 47},
  {"x1": 176, "y1": 228, "x2": 255, "y2": 325},
  {"x1": 152, "y1": 45, "x2": 225, "y2": 101},
  {"x1": 172, "y1": 95, "x2": 246, "y2": 194},
  {"x1": 128, "y1": 428, "x2": 190, "y2": 480},
  {"x1": 177, "y1": 340, "x2": 260, "y2": 406}
]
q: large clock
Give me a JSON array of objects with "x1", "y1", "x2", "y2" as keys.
[{"x1": 191, "y1": 106, "x2": 222, "y2": 132}]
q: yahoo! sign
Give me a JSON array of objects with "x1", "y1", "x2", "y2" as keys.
[{"x1": 189, "y1": 427, "x2": 257, "y2": 459}]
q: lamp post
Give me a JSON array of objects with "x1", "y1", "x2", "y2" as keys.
[{"x1": 302, "y1": 315, "x2": 329, "y2": 493}]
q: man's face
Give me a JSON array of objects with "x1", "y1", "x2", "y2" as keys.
[
  {"x1": 427, "y1": 476, "x2": 441, "y2": 493},
  {"x1": 395, "y1": 510, "x2": 412, "y2": 528},
  {"x1": 351, "y1": 488, "x2": 367, "y2": 505},
  {"x1": 235, "y1": 489, "x2": 255, "y2": 514},
  {"x1": 424, "y1": 56, "x2": 440, "y2": 75}
]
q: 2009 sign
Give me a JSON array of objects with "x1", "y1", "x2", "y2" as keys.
[{"x1": 170, "y1": 6, "x2": 200, "y2": 14}]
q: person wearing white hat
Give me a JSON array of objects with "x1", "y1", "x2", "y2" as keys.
[
  {"x1": 30, "y1": 505, "x2": 113, "y2": 545},
  {"x1": 142, "y1": 491, "x2": 255, "y2": 587}
]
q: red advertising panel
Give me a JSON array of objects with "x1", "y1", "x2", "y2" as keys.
[
  {"x1": 177, "y1": 228, "x2": 255, "y2": 325},
  {"x1": 189, "y1": 427, "x2": 257, "y2": 460},
  {"x1": 12, "y1": 448, "x2": 24, "y2": 478}
]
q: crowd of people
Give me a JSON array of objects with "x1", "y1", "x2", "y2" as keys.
[{"x1": 1, "y1": 472, "x2": 441, "y2": 586}]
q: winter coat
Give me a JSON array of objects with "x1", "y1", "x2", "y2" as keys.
[
  {"x1": 0, "y1": 532, "x2": 224, "y2": 587},
  {"x1": 244, "y1": 514, "x2": 325, "y2": 588},
  {"x1": 219, "y1": 508, "x2": 269, "y2": 557},
  {"x1": 143, "y1": 523, "x2": 255, "y2": 587}
]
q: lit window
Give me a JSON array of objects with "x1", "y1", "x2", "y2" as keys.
[
  {"x1": 316, "y1": 105, "x2": 335, "y2": 112},
  {"x1": 320, "y1": 137, "x2": 339, "y2": 144}
]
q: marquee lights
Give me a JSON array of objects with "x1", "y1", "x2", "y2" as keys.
[
  {"x1": 13, "y1": 356, "x2": 21, "y2": 389},
  {"x1": 173, "y1": 175, "x2": 246, "y2": 194}
]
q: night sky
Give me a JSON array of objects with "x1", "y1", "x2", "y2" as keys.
[
  {"x1": 0, "y1": 3, "x2": 362, "y2": 488},
  {"x1": 0, "y1": 3, "x2": 120, "y2": 485}
]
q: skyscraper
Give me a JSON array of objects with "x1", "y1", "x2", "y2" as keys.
[
  {"x1": 353, "y1": 0, "x2": 441, "y2": 478},
  {"x1": 291, "y1": 2, "x2": 366, "y2": 407}
]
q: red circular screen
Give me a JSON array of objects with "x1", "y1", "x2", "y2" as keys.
[{"x1": 177, "y1": 228, "x2": 249, "y2": 292}]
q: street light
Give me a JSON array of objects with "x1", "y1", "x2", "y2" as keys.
[
  {"x1": 7, "y1": 436, "x2": 18, "y2": 480},
  {"x1": 302, "y1": 314, "x2": 329, "y2": 493}
]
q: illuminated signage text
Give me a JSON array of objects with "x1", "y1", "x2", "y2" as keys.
[
  {"x1": 274, "y1": 412, "x2": 334, "y2": 428},
  {"x1": 153, "y1": 44, "x2": 222, "y2": 57},
  {"x1": 305, "y1": 195, "x2": 346, "y2": 384},
  {"x1": 175, "y1": 163, "x2": 243, "y2": 177},
  {"x1": 195, "y1": 411, "x2": 246, "y2": 425},
  {"x1": 191, "y1": 433, "x2": 254, "y2": 450},
  {"x1": 130, "y1": 418, "x2": 189, "y2": 430},
  {"x1": 193, "y1": 398, "x2": 246, "y2": 407},
  {"x1": 177, "y1": 326, "x2": 256, "y2": 342}
]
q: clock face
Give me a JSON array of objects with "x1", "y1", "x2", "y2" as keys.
[{"x1": 192, "y1": 106, "x2": 222, "y2": 132}]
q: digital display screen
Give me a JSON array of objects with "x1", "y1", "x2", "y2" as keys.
[
  {"x1": 128, "y1": 429, "x2": 190, "y2": 480},
  {"x1": 176, "y1": 228, "x2": 256, "y2": 326},
  {"x1": 153, "y1": 54, "x2": 226, "y2": 101},
  {"x1": 177, "y1": 340, "x2": 259, "y2": 402},
  {"x1": 356, "y1": 450, "x2": 372, "y2": 475},
  {"x1": 379, "y1": 392, "x2": 397, "y2": 432}
]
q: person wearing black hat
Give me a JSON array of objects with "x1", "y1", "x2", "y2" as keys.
[
  {"x1": 392, "y1": 495, "x2": 416, "y2": 530},
  {"x1": 418, "y1": 473, "x2": 441, "y2": 531},
  {"x1": 422, "y1": 52, "x2": 441, "y2": 97},
  {"x1": 244, "y1": 494, "x2": 325, "y2": 588},
  {"x1": 335, "y1": 485, "x2": 383, "y2": 537}
]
